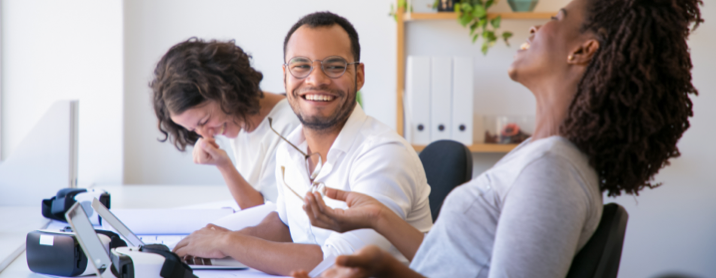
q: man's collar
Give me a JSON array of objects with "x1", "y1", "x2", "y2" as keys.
[
  {"x1": 283, "y1": 103, "x2": 366, "y2": 158},
  {"x1": 330, "y1": 104, "x2": 366, "y2": 154}
]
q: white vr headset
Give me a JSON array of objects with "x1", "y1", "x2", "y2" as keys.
[{"x1": 66, "y1": 199, "x2": 198, "y2": 278}]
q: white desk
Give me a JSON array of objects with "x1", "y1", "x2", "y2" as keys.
[{"x1": 0, "y1": 185, "x2": 288, "y2": 278}]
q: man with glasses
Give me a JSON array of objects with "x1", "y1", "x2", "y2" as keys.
[{"x1": 173, "y1": 12, "x2": 432, "y2": 275}]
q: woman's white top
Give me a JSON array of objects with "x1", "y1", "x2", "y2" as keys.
[
  {"x1": 410, "y1": 136, "x2": 603, "y2": 278},
  {"x1": 228, "y1": 98, "x2": 299, "y2": 203}
]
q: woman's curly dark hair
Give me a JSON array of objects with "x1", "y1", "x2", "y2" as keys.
[
  {"x1": 561, "y1": 0, "x2": 703, "y2": 196},
  {"x1": 150, "y1": 37, "x2": 264, "y2": 151}
]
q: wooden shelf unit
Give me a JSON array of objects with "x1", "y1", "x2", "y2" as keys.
[
  {"x1": 412, "y1": 143, "x2": 520, "y2": 153},
  {"x1": 405, "y1": 12, "x2": 556, "y2": 21},
  {"x1": 396, "y1": 9, "x2": 554, "y2": 153}
]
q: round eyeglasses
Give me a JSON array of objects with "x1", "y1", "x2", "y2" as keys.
[
  {"x1": 284, "y1": 56, "x2": 360, "y2": 79},
  {"x1": 268, "y1": 117, "x2": 327, "y2": 199}
]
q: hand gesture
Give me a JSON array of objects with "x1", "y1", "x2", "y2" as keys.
[
  {"x1": 302, "y1": 188, "x2": 392, "y2": 233},
  {"x1": 173, "y1": 224, "x2": 230, "y2": 259},
  {"x1": 290, "y1": 245, "x2": 395, "y2": 278},
  {"x1": 193, "y1": 137, "x2": 231, "y2": 168}
]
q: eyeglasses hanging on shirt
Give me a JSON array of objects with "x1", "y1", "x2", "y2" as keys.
[{"x1": 268, "y1": 117, "x2": 327, "y2": 199}]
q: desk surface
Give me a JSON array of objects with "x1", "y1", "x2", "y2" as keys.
[{"x1": 0, "y1": 184, "x2": 287, "y2": 277}]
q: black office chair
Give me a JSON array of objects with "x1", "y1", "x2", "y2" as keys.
[
  {"x1": 418, "y1": 140, "x2": 473, "y2": 222},
  {"x1": 566, "y1": 203, "x2": 629, "y2": 278}
]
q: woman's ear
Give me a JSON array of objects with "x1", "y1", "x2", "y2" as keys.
[{"x1": 568, "y1": 39, "x2": 600, "y2": 65}]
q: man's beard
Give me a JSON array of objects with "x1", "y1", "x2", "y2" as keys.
[{"x1": 292, "y1": 82, "x2": 357, "y2": 132}]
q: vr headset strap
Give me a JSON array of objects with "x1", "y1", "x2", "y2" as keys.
[
  {"x1": 42, "y1": 188, "x2": 87, "y2": 221},
  {"x1": 95, "y1": 230, "x2": 128, "y2": 249},
  {"x1": 140, "y1": 245, "x2": 197, "y2": 278}
]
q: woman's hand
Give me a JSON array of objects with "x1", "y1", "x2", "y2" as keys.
[
  {"x1": 290, "y1": 245, "x2": 406, "y2": 278},
  {"x1": 173, "y1": 224, "x2": 231, "y2": 259},
  {"x1": 303, "y1": 188, "x2": 393, "y2": 233},
  {"x1": 193, "y1": 137, "x2": 231, "y2": 168}
]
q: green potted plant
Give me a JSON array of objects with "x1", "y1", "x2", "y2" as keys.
[{"x1": 454, "y1": 0, "x2": 513, "y2": 55}]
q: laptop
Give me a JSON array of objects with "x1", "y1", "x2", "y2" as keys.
[
  {"x1": 65, "y1": 201, "x2": 118, "y2": 278},
  {"x1": 91, "y1": 198, "x2": 247, "y2": 270}
]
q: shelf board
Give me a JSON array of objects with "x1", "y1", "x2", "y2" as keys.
[
  {"x1": 412, "y1": 143, "x2": 519, "y2": 153},
  {"x1": 405, "y1": 12, "x2": 556, "y2": 21}
]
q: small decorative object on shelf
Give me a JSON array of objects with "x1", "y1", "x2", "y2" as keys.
[
  {"x1": 389, "y1": 0, "x2": 412, "y2": 21},
  {"x1": 483, "y1": 115, "x2": 534, "y2": 144},
  {"x1": 436, "y1": 0, "x2": 456, "y2": 11},
  {"x1": 507, "y1": 0, "x2": 539, "y2": 12}
]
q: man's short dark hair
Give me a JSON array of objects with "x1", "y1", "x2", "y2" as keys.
[{"x1": 283, "y1": 11, "x2": 361, "y2": 62}]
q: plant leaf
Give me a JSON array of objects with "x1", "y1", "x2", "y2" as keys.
[
  {"x1": 460, "y1": 13, "x2": 473, "y2": 26},
  {"x1": 502, "y1": 31, "x2": 514, "y2": 46},
  {"x1": 485, "y1": 0, "x2": 495, "y2": 8},
  {"x1": 483, "y1": 30, "x2": 497, "y2": 42},
  {"x1": 454, "y1": 3, "x2": 461, "y2": 12},
  {"x1": 470, "y1": 21, "x2": 479, "y2": 35},
  {"x1": 472, "y1": 5, "x2": 486, "y2": 19},
  {"x1": 479, "y1": 18, "x2": 488, "y2": 28},
  {"x1": 473, "y1": 33, "x2": 480, "y2": 43},
  {"x1": 482, "y1": 42, "x2": 489, "y2": 55},
  {"x1": 490, "y1": 16, "x2": 501, "y2": 29}
]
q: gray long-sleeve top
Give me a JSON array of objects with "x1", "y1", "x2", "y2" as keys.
[{"x1": 410, "y1": 136, "x2": 603, "y2": 278}]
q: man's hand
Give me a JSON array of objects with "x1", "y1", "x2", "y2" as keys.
[
  {"x1": 193, "y1": 137, "x2": 231, "y2": 168},
  {"x1": 302, "y1": 188, "x2": 393, "y2": 233},
  {"x1": 173, "y1": 224, "x2": 231, "y2": 259}
]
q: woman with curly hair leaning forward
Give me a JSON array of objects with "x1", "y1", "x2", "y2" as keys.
[
  {"x1": 151, "y1": 38, "x2": 300, "y2": 209},
  {"x1": 291, "y1": 0, "x2": 703, "y2": 277}
]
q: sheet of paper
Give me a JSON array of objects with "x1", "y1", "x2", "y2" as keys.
[
  {"x1": 193, "y1": 268, "x2": 288, "y2": 278},
  {"x1": 177, "y1": 199, "x2": 241, "y2": 211},
  {"x1": 102, "y1": 208, "x2": 234, "y2": 234},
  {"x1": 210, "y1": 203, "x2": 276, "y2": 231}
]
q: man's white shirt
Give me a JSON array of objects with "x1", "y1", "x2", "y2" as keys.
[{"x1": 274, "y1": 104, "x2": 433, "y2": 264}]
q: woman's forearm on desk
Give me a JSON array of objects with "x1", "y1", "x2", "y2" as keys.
[{"x1": 217, "y1": 163, "x2": 265, "y2": 209}]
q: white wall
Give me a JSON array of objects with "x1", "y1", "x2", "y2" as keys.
[
  {"x1": 0, "y1": 0, "x2": 124, "y2": 186},
  {"x1": 123, "y1": 0, "x2": 396, "y2": 184}
]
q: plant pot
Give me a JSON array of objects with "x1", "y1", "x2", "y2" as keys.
[
  {"x1": 436, "y1": 0, "x2": 455, "y2": 12},
  {"x1": 507, "y1": 0, "x2": 539, "y2": 12}
]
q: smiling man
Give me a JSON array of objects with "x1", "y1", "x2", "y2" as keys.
[{"x1": 172, "y1": 12, "x2": 433, "y2": 275}]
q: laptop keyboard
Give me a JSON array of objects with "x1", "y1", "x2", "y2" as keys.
[{"x1": 138, "y1": 235, "x2": 185, "y2": 249}]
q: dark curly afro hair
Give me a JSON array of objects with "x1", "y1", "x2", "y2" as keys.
[
  {"x1": 561, "y1": 0, "x2": 704, "y2": 197},
  {"x1": 150, "y1": 38, "x2": 264, "y2": 151}
]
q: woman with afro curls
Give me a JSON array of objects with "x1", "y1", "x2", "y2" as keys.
[{"x1": 290, "y1": 0, "x2": 703, "y2": 277}]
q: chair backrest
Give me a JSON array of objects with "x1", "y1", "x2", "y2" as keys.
[
  {"x1": 566, "y1": 203, "x2": 629, "y2": 278},
  {"x1": 418, "y1": 140, "x2": 473, "y2": 222}
]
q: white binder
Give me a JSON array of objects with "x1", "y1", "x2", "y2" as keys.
[
  {"x1": 406, "y1": 56, "x2": 432, "y2": 145},
  {"x1": 451, "y1": 57, "x2": 474, "y2": 145},
  {"x1": 430, "y1": 57, "x2": 452, "y2": 142}
]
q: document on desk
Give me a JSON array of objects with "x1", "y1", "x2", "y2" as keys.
[
  {"x1": 101, "y1": 203, "x2": 276, "y2": 234},
  {"x1": 210, "y1": 202, "x2": 276, "y2": 231},
  {"x1": 193, "y1": 268, "x2": 289, "y2": 277},
  {"x1": 103, "y1": 208, "x2": 234, "y2": 234}
]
